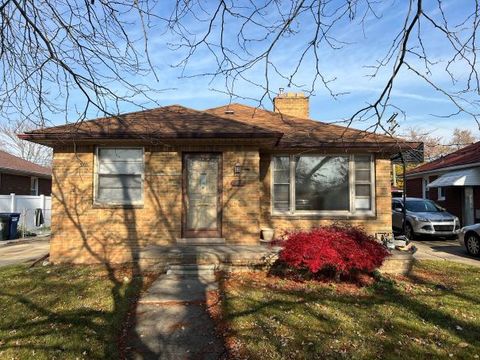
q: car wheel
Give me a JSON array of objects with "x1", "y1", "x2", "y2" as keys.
[
  {"x1": 405, "y1": 223, "x2": 415, "y2": 240},
  {"x1": 465, "y1": 233, "x2": 480, "y2": 257}
]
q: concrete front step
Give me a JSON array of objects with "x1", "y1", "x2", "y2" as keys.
[
  {"x1": 166, "y1": 264, "x2": 217, "y2": 276},
  {"x1": 138, "y1": 244, "x2": 281, "y2": 272}
]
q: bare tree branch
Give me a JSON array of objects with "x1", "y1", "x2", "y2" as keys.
[
  {"x1": 165, "y1": 0, "x2": 480, "y2": 134},
  {"x1": 0, "y1": 0, "x2": 163, "y2": 128}
]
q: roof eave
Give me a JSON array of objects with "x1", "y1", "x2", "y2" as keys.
[
  {"x1": 0, "y1": 167, "x2": 51, "y2": 178},
  {"x1": 406, "y1": 161, "x2": 480, "y2": 178},
  {"x1": 19, "y1": 133, "x2": 283, "y2": 148}
]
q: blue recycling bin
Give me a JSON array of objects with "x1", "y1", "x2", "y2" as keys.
[{"x1": 0, "y1": 213, "x2": 21, "y2": 240}]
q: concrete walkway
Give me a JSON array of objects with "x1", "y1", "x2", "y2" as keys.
[
  {"x1": 0, "y1": 237, "x2": 50, "y2": 267},
  {"x1": 130, "y1": 272, "x2": 226, "y2": 360},
  {"x1": 412, "y1": 239, "x2": 480, "y2": 267}
]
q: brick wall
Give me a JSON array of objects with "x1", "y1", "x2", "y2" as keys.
[
  {"x1": 50, "y1": 145, "x2": 261, "y2": 264},
  {"x1": 38, "y1": 178, "x2": 52, "y2": 195},
  {"x1": 273, "y1": 92, "x2": 309, "y2": 118},
  {"x1": 0, "y1": 173, "x2": 31, "y2": 195},
  {"x1": 259, "y1": 154, "x2": 393, "y2": 236},
  {"x1": 442, "y1": 187, "x2": 464, "y2": 224},
  {"x1": 0, "y1": 173, "x2": 51, "y2": 195},
  {"x1": 406, "y1": 177, "x2": 423, "y2": 198},
  {"x1": 222, "y1": 150, "x2": 260, "y2": 244},
  {"x1": 50, "y1": 145, "x2": 393, "y2": 264}
]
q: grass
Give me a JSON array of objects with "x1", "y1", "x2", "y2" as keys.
[
  {"x1": 215, "y1": 261, "x2": 480, "y2": 360},
  {"x1": 0, "y1": 264, "x2": 155, "y2": 359}
]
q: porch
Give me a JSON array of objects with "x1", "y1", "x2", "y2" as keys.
[
  {"x1": 137, "y1": 243, "x2": 413, "y2": 275},
  {"x1": 138, "y1": 243, "x2": 281, "y2": 272}
]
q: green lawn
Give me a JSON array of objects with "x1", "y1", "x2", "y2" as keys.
[
  {"x1": 217, "y1": 261, "x2": 480, "y2": 360},
  {"x1": 0, "y1": 264, "x2": 155, "y2": 359}
]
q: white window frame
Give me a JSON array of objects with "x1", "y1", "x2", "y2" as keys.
[
  {"x1": 94, "y1": 146, "x2": 145, "y2": 206},
  {"x1": 422, "y1": 177, "x2": 429, "y2": 199},
  {"x1": 438, "y1": 187, "x2": 446, "y2": 201},
  {"x1": 270, "y1": 154, "x2": 375, "y2": 216},
  {"x1": 30, "y1": 176, "x2": 39, "y2": 196}
]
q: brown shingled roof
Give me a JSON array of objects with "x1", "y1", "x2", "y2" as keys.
[
  {"x1": 205, "y1": 103, "x2": 418, "y2": 151},
  {"x1": 0, "y1": 150, "x2": 51, "y2": 177},
  {"x1": 408, "y1": 141, "x2": 480, "y2": 176},
  {"x1": 19, "y1": 103, "x2": 419, "y2": 153},
  {"x1": 19, "y1": 105, "x2": 281, "y2": 142}
]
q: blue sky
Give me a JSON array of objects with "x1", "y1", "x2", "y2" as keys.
[{"x1": 21, "y1": 0, "x2": 480, "y2": 141}]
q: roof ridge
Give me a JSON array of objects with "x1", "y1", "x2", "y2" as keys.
[
  {"x1": 197, "y1": 105, "x2": 281, "y2": 135},
  {"x1": 24, "y1": 104, "x2": 195, "y2": 134},
  {"x1": 209, "y1": 103, "x2": 402, "y2": 142},
  {"x1": 29, "y1": 104, "x2": 280, "y2": 136}
]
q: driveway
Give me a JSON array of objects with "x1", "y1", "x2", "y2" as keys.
[
  {"x1": 412, "y1": 238, "x2": 480, "y2": 267},
  {"x1": 0, "y1": 237, "x2": 50, "y2": 267}
]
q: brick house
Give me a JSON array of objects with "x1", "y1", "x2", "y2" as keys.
[
  {"x1": 20, "y1": 93, "x2": 418, "y2": 264},
  {"x1": 406, "y1": 142, "x2": 480, "y2": 226},
  {"x1": 0, "y1": 150, "x2": 51, "y2": 195}
]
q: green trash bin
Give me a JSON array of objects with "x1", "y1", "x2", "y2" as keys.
[{"x1": 0, "y1": 214, "x2": 9, "y2": 240}]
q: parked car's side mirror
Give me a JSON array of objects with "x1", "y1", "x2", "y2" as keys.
[{"x1": 394, "y1": 206, "x2": 403, "y2": 212}]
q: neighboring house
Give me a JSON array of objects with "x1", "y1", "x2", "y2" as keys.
[
  {"x1": 20, "y1": 93, "x2": 418, "y2": 264},
  {"x1": 406, "y1": 142, "x2": 480, "y2": 226},
  {"x1": 0, "y1": 150, "x2": 51, "y2": 195}
]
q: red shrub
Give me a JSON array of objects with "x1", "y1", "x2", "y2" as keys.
[{"x1": 278, "y1": 225, "x2": 390, "y2": 277}]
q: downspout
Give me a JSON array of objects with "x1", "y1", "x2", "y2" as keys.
[{"x1": 401, "y1": 152, "x2": 407, "y2": 236}]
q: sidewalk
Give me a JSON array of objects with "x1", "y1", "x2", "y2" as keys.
[
  {"x1": 0, "y1": 236, "x2": 50, "y2": 267},
  {"x1": 412, "y1": 239, "x2": 480, "y2": 267},
  {"x1": 0, "y1": 234, "x2": 50, "y2": 247},
  {"x1": 129, "y1": 273, "x2": 226, "y2": 360}
]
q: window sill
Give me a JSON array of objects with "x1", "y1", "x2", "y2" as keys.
[
  {"x1": 271, "y1": 213, "x2": 376, "y2": 220},
  {"x1": 92, "y1": 203, "x2": 144, "y2": 209}
]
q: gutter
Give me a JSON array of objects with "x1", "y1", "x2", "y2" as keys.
[{"x1": 0, "y1": 167, "x2": 51, "y2": 178}]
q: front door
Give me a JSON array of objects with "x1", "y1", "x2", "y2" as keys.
[{"x1": 182, "y1": 153, "x2": 222, "y2": 238}]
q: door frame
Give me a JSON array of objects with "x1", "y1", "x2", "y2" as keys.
[
  {"x1": 182, "y1": 152, "x2": 223, "y2": 238},
  {"x1": 463, "y1": 186, "x2": 474, "y2": 226}
]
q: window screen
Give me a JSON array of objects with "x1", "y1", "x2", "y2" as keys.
[
  {"x1": 96, "y1": 148, "x2": 143, "y2": 204},
  {"x1": 354, "y1": 155, "x2": 372, "y2": 210},
  {"x1": 272, "y1": 156, "x2": 290, "y2": 211}
]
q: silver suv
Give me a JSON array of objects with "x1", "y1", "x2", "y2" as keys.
[{"x1": 392, "y1": 197, "x2": 460, "y2": 239}]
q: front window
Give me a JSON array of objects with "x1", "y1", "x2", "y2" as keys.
[
  {"x1": 422, "y1": 177, "x2": 429, "y2": 199},
  {"x1": 30, "y1": 177, "x2": 38, "y2": 195},
  {"x1": 438, "y1": 187, "x2": 446, "y2": 201},
  {"x1": 272, "y1": 154, "x2": 374, "y2": 215},
  {"x1": 95, "y1": 148, "x2": 144, "y2": 205}
]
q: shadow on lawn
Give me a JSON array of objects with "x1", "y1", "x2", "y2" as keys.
[
  {"x1": 0, "y1": 265, "x2": 146, "y2": 357},
  {"x1": 0, "y1": 146, "x2": 250, "y2": 359},
  {"x1": 0, "y1": 146, "x2": 159, "y2": 359},
  {"x1": 217, "y1": 268, "x2": 480, "y2": 359}
]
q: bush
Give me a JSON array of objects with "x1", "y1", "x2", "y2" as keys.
[{"x1": 277, "y1": 225, "x2": 390, "y2": 279}]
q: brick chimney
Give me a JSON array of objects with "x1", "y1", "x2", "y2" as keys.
[{"x1": 273, "y1": 90, "x2": 309, "y2": 118}]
